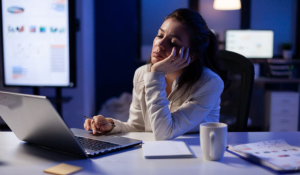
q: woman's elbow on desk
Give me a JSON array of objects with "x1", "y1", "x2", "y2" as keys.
[
  {"x1": 153, "y1": 129, "x2": 186, "y2": 140},
  {"x1": 153, "y1": 132, "x2": 174, "y2": 141},
  {"x1": 152, "y1": 123, "x2": 176, "y2": 140}
]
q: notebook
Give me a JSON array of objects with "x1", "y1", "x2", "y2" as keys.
[
  {"x1": 142, "y1": 140, "x2": 194, "y2": 158},
  {"x1": 0, "y1": 91, "x2": 142, "y2": 158},
  {"x1": 227, "y1": 139, "x2": 300, "y2": 172}
]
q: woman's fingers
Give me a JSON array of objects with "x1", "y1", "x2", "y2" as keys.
[
  {"x1": 178, "y1": 56, "x2": 191, "y2": 69},
  {"x1": 165, "y1": 47, "x2": 176, "y2": 63},
  {"x1": 83, "y1": 119, "x2": 89, "y2": 131},
  {"x1": 93, "y1": 115, "x2": 113, "y2": 133},
  {"x1": 93, "y1": 115, "x2": 101, "y2": 129},
  {"x1": 173, "y1": 47, "x2": 189, "y2": 67},
  {"x1": 178, "y1": 46, "x2": 184, "y2": 60},
  {"x1": 94, "y1": 115, "x2": 105, "y2": 129},
  {"x1": 90, "y1": 120, "x2": 98, "y2": 134},
  {"x1": 83, "y1": 119, "x2": 91, "y2": 131},
  {"x1": 83, "y1": 120, "x2": 88, "y2": 130},
  {"x1": 84, "y1": 115, "x2": 112, "y2": 134},
  {"x1": 183, "y1": 47, "x2": 189, "y2": 60},
  {"x1": 176, "y1": 55, "x2": 191, "y2": 70},
  {"x1": 172, "y1": 46, "x2": 184, "y2": 64},
  {"x1": 100, "y1": 121, "x2": 112, "y2": 132}
]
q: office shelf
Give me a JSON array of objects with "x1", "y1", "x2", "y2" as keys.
[
  {"x1": 250, "y1": 58, "x2": 300, "y2": 64},
  {"x1": 255, "y1": 77, "x2": 300, "y2": 83}
]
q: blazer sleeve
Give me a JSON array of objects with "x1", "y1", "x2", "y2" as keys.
[
  {"x1": 143, "y1": 71, "x2": 224, "y2": 140},
  {"x1": 109, "y1": 69, "x2": 145, "y2": 133}
]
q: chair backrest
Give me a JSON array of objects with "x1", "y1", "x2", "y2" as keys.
[{"x1": 217, "y1": 50, "x2": 254, "y2": 131}]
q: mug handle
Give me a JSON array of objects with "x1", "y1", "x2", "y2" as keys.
[{"x1": 209, "y1": 132, "x2": 216, "y2": 159}]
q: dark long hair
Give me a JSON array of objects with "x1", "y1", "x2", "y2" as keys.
[{"x1": 148, "y1": 8, "x2": 229, "y2": 92}]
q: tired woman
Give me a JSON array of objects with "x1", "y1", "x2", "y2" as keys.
[{"x1": 84, "y1": 8, "x2": 228, "y2": 140}]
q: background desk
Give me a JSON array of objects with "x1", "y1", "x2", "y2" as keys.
[
  {"x1": 249, "y1": 59, "x2": 300, "y2": 131},
  {"x1": 0, "y1": 131, "x2": 299, "y2": 175}
]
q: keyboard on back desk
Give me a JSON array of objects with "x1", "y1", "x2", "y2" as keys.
[{"x1": 75, "y1": 136, "x2": 120, "y2": 151}]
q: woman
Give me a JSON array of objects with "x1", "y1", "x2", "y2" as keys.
[{"x1": 84, "y1": 8, "x2": 228, "y2": 140}]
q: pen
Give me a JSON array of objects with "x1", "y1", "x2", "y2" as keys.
[{"x1": 84, "y1": 116, "x2": 116, "y2": 127}]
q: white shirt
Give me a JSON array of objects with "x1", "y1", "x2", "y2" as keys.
[{"x1": 110, "y1": 64, "x2": 224, "y2": 140}]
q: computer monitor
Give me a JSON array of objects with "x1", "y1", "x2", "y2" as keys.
[
  {"x1": 0, "y1": 0, "x2": 76, "y2": 87},
  {"x1": 225, "y1": 30, "x2": 274, "y2": 59}
]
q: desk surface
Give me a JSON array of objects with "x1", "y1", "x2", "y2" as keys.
[{"x1": 1, "y1": 131, "x2": 300, "y2": 175}]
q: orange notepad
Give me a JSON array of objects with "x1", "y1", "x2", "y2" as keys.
[{"x1": 44, "y1": 163, "x2": 82, "y2": 175}]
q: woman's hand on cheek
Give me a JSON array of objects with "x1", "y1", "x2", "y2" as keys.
[{"x1": 151, "y1": 46, "x2": 190, "y2": 74}]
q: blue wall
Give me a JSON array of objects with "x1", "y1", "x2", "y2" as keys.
[
  {"x1": 251, "y1": 0, "x2": 297, "y2": 56},
  {"x1": 62, "y1": 0, "x2": 95, "y2": 128},
  {"x1": 94, "y1": 0, "x2": 139, "y2": 112},
  {"x1": 199, "y1": 0, "x2": 240, "y2": 44},
  {"x1": 141, "y1": 0, "x2": 188, "y2": 45}
]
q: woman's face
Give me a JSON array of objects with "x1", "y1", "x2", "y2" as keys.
[{"x1": 151, "y1": 18, "x2": 190, "y2": 64}]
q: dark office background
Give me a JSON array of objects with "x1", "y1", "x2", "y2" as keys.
[{"x1": 0, "y1": 0, "x2": 298, "y2": 130}]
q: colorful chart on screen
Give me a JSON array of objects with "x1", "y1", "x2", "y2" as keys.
[
  {"x1": 1, "y1": 0, "x2": 74, "y2": 87},
  {"x1": 225, "y1": 30, "x2": 274, "y2": 59}
]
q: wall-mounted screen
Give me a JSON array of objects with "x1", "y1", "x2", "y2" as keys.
[
  {"x1": 0, "y1": 0, "x2": 76, "y2": 87},
  {"x1": 225, "y1": 30, "x2": 274, "y2": 59}
]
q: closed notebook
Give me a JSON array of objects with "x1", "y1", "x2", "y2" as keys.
[{"x1": 142, "y1": 141, "x2": 194, "y2": 158}]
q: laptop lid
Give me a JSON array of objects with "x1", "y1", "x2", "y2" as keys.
[{"x1": 0, "y1": 91, "x2": 88, "y2": 157}]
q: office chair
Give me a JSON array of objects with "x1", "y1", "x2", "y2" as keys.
[{"x1": 217, "y1": 50, "x2": 254, "y2": 132}]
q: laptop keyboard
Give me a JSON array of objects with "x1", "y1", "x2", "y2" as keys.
[{"x1": 75, "y1": 136, "x2": 120, "y2": 151}]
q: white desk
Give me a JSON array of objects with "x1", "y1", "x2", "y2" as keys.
[{"x1": 0, "y1": 131, "x2": 299, "y2": 175}]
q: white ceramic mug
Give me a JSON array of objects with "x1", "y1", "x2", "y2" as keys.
[{"x1": 200, "y1": 122, "x2": 227, "y2": 161}]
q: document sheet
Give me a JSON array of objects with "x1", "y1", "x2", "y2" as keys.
[
  {"x1": 228, "y1": 139, "x2": 300, "y2": 172},
  {"x1": 142, "y1": 141, "x2": 193, "y2": 158}
]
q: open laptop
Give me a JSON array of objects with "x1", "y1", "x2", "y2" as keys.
[{"x1": 0, "y1": 91, "x2": 142, "y2": 158}]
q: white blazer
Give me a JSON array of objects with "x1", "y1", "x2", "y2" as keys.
[{"x1": 110, "y1": 64, "x2": 224, "y2": 140}]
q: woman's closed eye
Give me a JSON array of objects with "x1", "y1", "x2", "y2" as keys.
[
  {"x1": 170, "y1": 42, "x2": 179, "y2": 47},
  {"x1": 170, "y1": 38, "x2": 181, "y2": 47},
  {"x1": 155, "y1": 34, "x2": 181, "y2": 48},
  {"x1": 156, "y1": 34, "x2": 163, "y2": 38}
]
